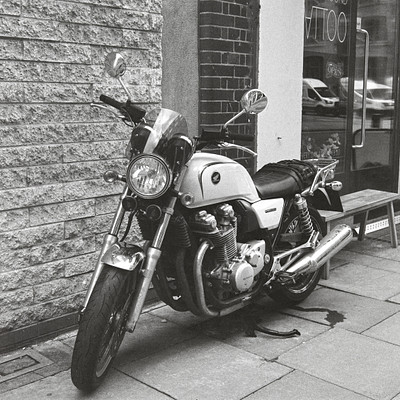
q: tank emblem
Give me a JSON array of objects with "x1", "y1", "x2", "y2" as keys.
[{"x1": 211, "y1": 172, "x2": 221, "y2": 184}]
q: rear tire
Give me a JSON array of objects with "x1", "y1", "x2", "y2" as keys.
[
  {"x1": 268, "y1": 207, "x2": 325, "y2": 305},
  {"x1": 71, "y1": 266, "x2": 136, "y2": 392}
]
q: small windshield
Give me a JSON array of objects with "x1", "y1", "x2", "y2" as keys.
[{"x1": 130, "y1": 108, "x2": 189, "y2": 155}]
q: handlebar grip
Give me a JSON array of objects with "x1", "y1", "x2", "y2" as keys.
[
  {"x1": 99, "y1": 94, "x2": 124, "y2": 110},
  {"x1": 201, "y1": 128, "x2": 223, "y2": 141},
  {"x1": 201, "y1": 129, "x2": 255, "y2": 143},
  {"x1": 99, "y1": 95, "x2": 146, "y2": 123},
  {"x1": 125, "y1": 101, "x2": 146, "y2": 124},
  {"x1": 228, "y1": 133, "x2": 255, "y2": 142}
]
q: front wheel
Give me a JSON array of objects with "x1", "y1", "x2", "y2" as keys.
[
  {"x1": 268, "y1": 207, "x2": 326, "y2": 305},
  {"x1": 71, "y1": 265, "x2": 136, "y2": 392}
]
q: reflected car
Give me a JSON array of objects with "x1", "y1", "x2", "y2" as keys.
[
  {"x1": 340, "y1": 78, "x2": 394, "y2": 114},
  {"x1": 302, "y1": 78, "x2": 340, "y2": 115}
]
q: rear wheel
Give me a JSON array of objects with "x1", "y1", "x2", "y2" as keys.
[
  {"x1": 71, "y1": 266, "x2": 136, "y2": 392},
  {"x1": 268, "y1": 207, "x2": 325, "y2": 305}
]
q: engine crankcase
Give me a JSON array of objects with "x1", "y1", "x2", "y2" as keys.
[{"x1": 211, "y1": 239, "x2": 266, "y2": 293}]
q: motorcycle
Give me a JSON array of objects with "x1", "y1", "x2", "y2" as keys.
[{"x1": 71, "y1": 52, "x2": 353, "y2": 391}]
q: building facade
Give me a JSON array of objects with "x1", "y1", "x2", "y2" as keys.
[
  {"x1": 258, "y1": 0, "x2": 400, "y2": 194},
  {"x1": 1, "y1": 0, "x2": 400, "y2": 350}
]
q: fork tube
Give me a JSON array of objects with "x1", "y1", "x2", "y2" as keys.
[
  {"x1": 80, "y1": 185, "x2": 130, "y2": 314},
  {"x1": 125, "y1": 168, "x2": 188, "y2": 332},
  {"x1": 125, "y1": 195, "x2": 177, "y2": 332}
]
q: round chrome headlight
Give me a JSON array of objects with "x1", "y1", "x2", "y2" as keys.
[{"x1": 126, "y1": 154, "x2": 171, "y2": 199}]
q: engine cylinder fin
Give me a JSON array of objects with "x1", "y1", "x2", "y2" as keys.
[{"x1": 198, "y1": 228, "x2": 236, "y2": 263}]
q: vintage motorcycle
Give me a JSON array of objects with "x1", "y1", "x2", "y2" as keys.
[{"x1": 71, "y1": 52, "x2": 353, "y2": 391}]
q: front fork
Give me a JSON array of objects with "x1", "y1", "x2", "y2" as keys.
[
  {"x1": 80, "y1": 185, "x2": 130, "y2": 315},
  {"x1": 125, "y1": 195, "x2": 177, "y2": 332},
  {"x1": 80, "y1": 171, "x2": 184, "y2": 333}
]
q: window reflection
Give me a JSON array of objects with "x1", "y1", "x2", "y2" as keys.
[
  {"x1": 302, "y1": 0, "x2": 397, "y2": 185},
  {"x1": 301, "y1": 0, "x2": 350, "y2": 172}
]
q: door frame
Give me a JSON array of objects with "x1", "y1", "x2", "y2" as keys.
[{"x1": 341, "y1": 0, "x2": 400, "y2": 194}]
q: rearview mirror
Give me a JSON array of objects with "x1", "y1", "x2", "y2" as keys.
[
  {"x1": 105, "y1": 52, "x2": 127, "y2": 78},
  {"x1": 240, "y1": 89, "x2": 268, "y2": 114}
]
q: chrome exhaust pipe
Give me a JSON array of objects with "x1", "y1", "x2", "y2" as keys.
[{"x1": 284, "y1": 224, "x2": 353, "y2": 277}]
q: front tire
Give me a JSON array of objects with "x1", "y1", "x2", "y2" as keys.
[
  {"x1": 71, "y1": 265, "x2": 136, "y2": 392},
  {"x1": 268, "y1": 207, "x2": 325, "y2": 305}
]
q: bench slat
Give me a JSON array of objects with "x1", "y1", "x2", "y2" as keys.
[{"x1": 319, "y1": 189, "x2": 400, "y2": 222}]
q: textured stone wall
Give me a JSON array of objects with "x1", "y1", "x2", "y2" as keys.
[{"x1": 0, "y1": 0, "x2": 162, "y2": 341}]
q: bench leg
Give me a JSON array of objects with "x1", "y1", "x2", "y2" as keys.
[
  {"x1": 387, "y1": 201, "x2": 398, "y2": 248},
  {"x1": 322, "y1": 221, "x2": 331, "y2": 280},
  {"x1": 358, "y1": 211, "x2": 369, "y2": 241}
]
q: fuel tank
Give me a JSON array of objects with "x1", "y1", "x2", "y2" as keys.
[{"x1": 181, "y1": 153, "x2": 259, "y2": 208}]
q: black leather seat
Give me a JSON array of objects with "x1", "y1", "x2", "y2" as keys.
[{"x1": 252, "y1": 162, "x2": 316, "y2": 200}]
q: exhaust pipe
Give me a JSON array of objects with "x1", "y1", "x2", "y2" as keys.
[{"x1": 284, "y1": 224, "x2": 353, "y2": 277}]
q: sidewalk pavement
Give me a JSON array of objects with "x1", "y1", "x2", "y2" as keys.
[{"x1": 1, "y1": 227, "x2": 400, "y2": 400}]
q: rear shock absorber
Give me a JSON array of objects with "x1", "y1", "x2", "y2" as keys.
[{"x1": 294, "y1": 194, "x2": 314, "y2": 236}]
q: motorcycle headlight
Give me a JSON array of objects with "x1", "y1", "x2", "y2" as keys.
[{"x1": 126, "y1": 154, "x2": 171, "y2": 199}]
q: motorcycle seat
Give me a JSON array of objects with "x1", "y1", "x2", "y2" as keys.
[{"x1": 252, "y1": 160, "x2": 317, "y2": 200}]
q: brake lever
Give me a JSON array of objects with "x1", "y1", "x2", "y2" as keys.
[{"x1": 90, "y1": 103, "x2": 125, "y2": 120}]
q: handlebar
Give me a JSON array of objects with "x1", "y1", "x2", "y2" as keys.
[
  {"x1": 200, "y1": 128, "x2": 254, "y2": 143},
  {"x1": 99, "y1": 94, "x2": 146, "y2": 124},
  {"x1": 99, "y1": 94, "x2": 124, "y2": 110}
]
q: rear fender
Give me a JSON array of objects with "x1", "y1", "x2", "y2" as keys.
[
  {"x1": 309, "y1": 187, "x2": 343, "y2": 212},
  {"x1": 101, "y1": 243, "x2": 145, "y2": 271}
]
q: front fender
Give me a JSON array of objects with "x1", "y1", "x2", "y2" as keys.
[{"x1": 101, "y1": 243, "x2": 145, "y2": 271}]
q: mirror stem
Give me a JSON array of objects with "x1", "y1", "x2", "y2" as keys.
[
  {"x1": 223, "y1": 109, "x2": 246, "y2": 129},
  {"x1": 118, "y1": 77, "x2": 133, "y2": 101}
]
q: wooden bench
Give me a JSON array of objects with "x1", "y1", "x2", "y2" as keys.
[{"x1": 318, "y1": 189, "x2": 400, "y2": 279}]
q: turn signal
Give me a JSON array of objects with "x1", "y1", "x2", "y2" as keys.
[
  {"x1": 103, "y1": 170, "x2": 125, "y2": 183},
  {"x1": 326, "y1": 181, "x2": 343, "y2": 191}
]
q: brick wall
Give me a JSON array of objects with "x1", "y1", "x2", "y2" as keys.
[
  {"x1": 199, "y1": 0, "x2": 260, "y2": 172},
  {"x1": 0, "y1": 0, "x2": 162, "y2": 349}
]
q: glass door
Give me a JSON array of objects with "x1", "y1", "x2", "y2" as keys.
[{"x1": 301, "y1": 0, "x2": 400, "y2": 194}]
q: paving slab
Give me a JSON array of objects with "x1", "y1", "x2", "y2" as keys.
[
  {"x1": 331, "y1": 248, "x2": 400, "y2": 274},
  {"x1": 117, "y1": 335, "x2": 291, "y2": 400},
  {"x1": 363, "y1": 311, "x2": 400, "y2": 346},
  {"x1": 320, "y1": 263, "x2": 400, "y2": 300},
  {"x1": 282, "y1": 286, "x2": 400, "y2": 333},
  {"x1": 1, "y1": 370, "x2": 171, "y2": 400},
  {"x1": 0, "y1": 340, "x2": 73, "y2": 393},
  {"x1": 369, "y1": 258, "x2": 400, "y2": 274},
  {"x1": 217, "y1": 312, "x2": 328, "y2": 361},
  {"x1": 389, "y1": 293, "x2": 400, "y2": 304},
  {"x1": 113, "y1": 312, "x2": 199, "y2": 367},
  {"x1": 245, "y1": 370, "x2": 369, "y2": 400},
  {"x1": 0, "y1": 370, "x2": 43, "y2": 395},
  {"x1": 331, "y1": 249, "x2": 382, "y2": 267},
  {"x1": 150, "y1": 305, "x2": 212, "y2": 328},
  {"x1": 152, "y1": 301, "x2": 328, "y2": 360},
  {"x1": 278, "y1": 328, "x2": 400, "y2": 400},
  {"x1": 346, "y1": 238, "x2": 400, "y2": 262}
]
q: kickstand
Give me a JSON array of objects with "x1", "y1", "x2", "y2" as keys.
[{"x1": 245, "y1": 319, "x2": 300, "y2": 338}]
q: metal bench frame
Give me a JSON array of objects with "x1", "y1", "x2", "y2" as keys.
[{"x1": 318, "y1": 189, "x2": 399, "y2": 279}]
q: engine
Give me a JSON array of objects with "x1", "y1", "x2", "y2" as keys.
[{"x1": 189, "y1": 204, "x2": 266, "y2": 294}]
